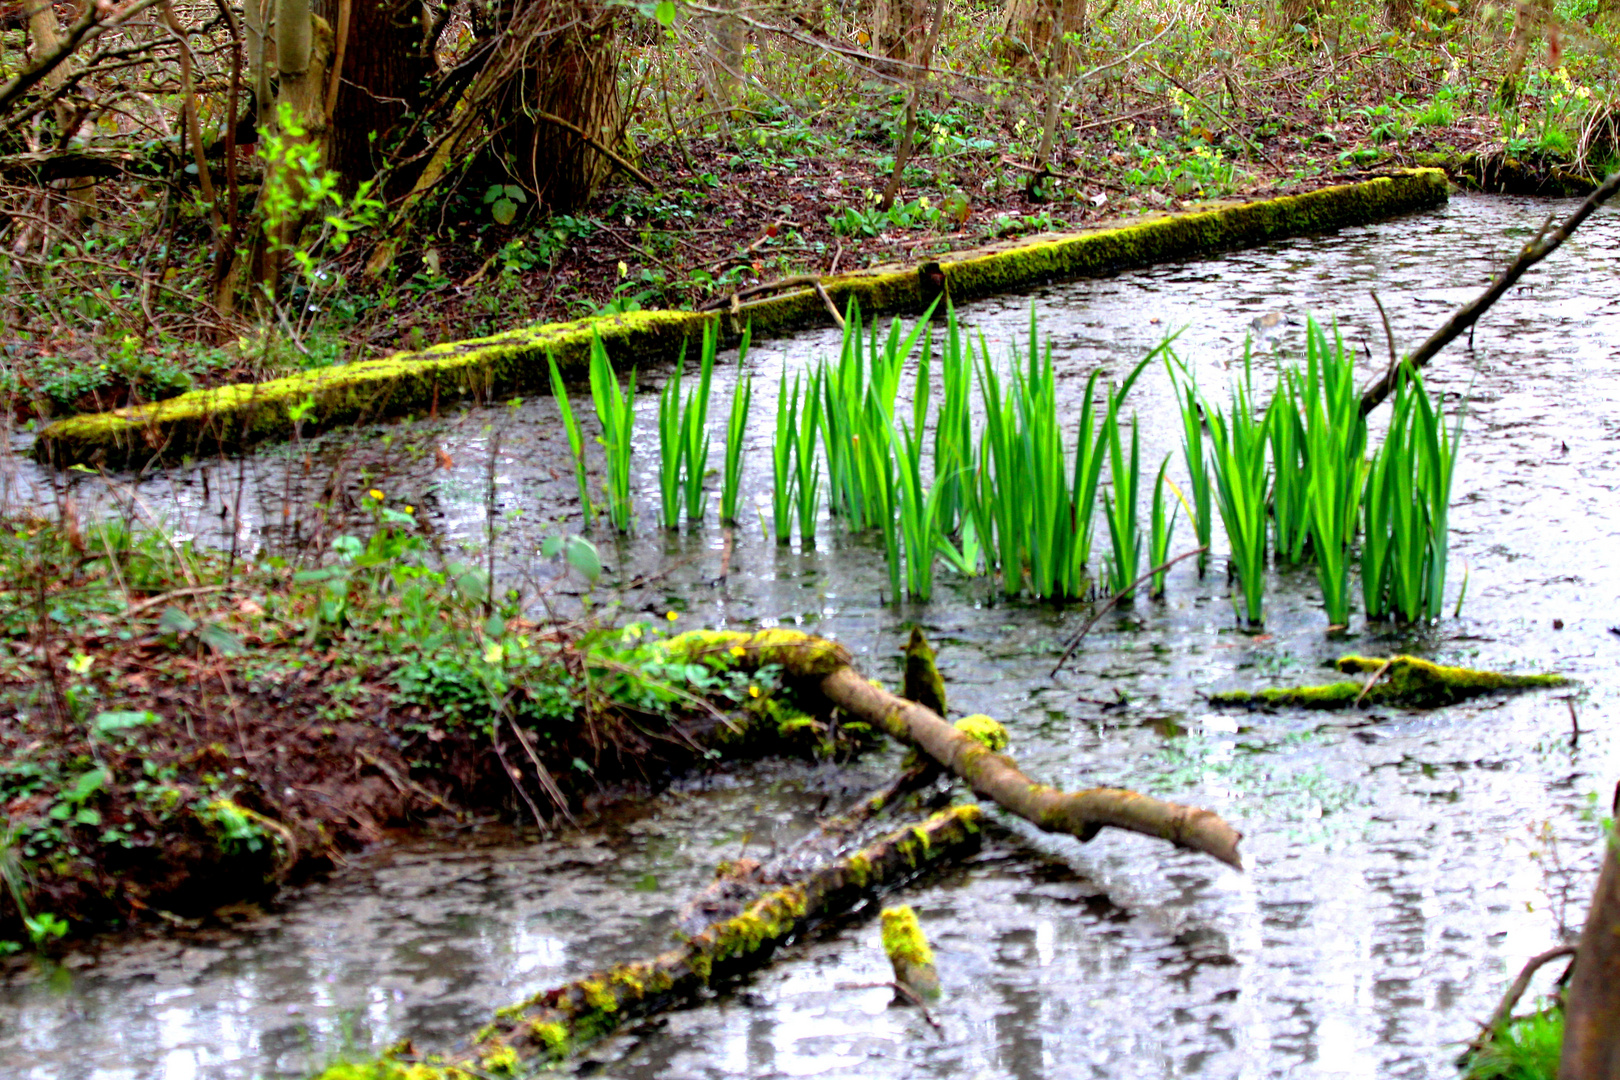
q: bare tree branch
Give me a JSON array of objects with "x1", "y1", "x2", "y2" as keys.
[
  {"x1": 1358, "y1": 169, "x2": 1620, "y2": 415},
  {"x1": 0, "y1": 0, "x2": 170, "y2": 120}
]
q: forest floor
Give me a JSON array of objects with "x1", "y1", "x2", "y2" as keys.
[{"x1": 2, "y1": 92, "x2": 1602, "y2": 423}]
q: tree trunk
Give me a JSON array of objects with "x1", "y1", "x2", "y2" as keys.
[
  {"x1": 874, "y1": 0, "x2": 929, "y2": 66},
  {"x1": 1000, "y1": 0, "x2": 1084, "y2": 75},
  {"x1": 1560, "y1": 803, "x2": 1620, "y2": 1079},
  {"x1": 498, "y1": 2, "x2": 623, "y2": 211},
  {"x1": 316, "y1": 0, "x2": 431, "y2": 190}
]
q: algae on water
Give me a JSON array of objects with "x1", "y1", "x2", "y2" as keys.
[{"x1": 1209, "y1": 654, "x2": 1569, "y2": 709}]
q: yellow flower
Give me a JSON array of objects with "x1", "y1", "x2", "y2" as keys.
[
  {"x1": 1576, "y1": 86, "x2": 1592, "y2": 100},
  {"x1": 918, "y1": 196, "x2": 931, "y2": 210},
  {"x1": 665, "y1": 610, "x2": 679, "y2": 621},
  {"x1": 748, "y1": 685, "x2": 761, "y2": 698},
  {"x1": 404, "y1": 505, "x2": 415, "y2": 515},
  {"x1": 729, "y1": 645, "x2": 746, "y2": 658},
  {"x1": 368, "y1": 488, "x2": 384, "y2": 501},
  {"x1": 617, "y1": 260, "x2": 628, "y2": 279}
]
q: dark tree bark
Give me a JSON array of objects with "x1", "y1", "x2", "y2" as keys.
[
  {"x1": 507, "y1": 6, "x2": 622, "y2": 210},
  {"x1": 1560, "y1": 797, "x2": 1620, "y2": 1079},
  {"x1": 315, "y1": 0, "x2": 431, "y2": 191}
]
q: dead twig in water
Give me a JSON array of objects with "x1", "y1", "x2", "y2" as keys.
[
  {"x1": 1359, "y1": 169, "x2": 1620, "y2": 415},
  {"x1": 702, "y1": 273, "x2": 845, "y2": 329},
  {"x1": 1050, "y1": 546, "x2": 1208, "y2": 677},
  {"x1": 1465, "y1": 944, "x2": 1577, "y2": 1057},
  {"x1": 836, "y1": 980, "x2": 946, "y2": 1035},
  {"x1": 1352, "y1": 657, "x2": 1395, "y2": 708}
]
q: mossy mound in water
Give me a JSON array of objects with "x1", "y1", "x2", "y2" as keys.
[{"x1": 1210, "y1": 655, "x2": 1569, "y2": 709}]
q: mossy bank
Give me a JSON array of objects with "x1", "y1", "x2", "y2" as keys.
[{"x1": 35, "y1": 170, "x2": 1447, "y2": 469}]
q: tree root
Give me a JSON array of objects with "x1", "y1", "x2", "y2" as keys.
[{"x1": 1208, "y1": 655, "x2": 1569, "y2": 710}]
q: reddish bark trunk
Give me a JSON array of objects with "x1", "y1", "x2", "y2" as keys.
[
  {"x1": 1561, "y1": 808, "x2": 1620, "y2": 1079},
  {"x1": 318, "y1": 0, "x2": 430, "y2": 190}
]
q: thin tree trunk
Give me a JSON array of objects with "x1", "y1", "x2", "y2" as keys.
[{"x1": 1560, "y1": 796, "x2": 1620, "y2": 1079}]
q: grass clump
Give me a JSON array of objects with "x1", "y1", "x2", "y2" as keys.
[{"x1": 1463, "y1": 1005, "x2": 1562, "y2": 1080}]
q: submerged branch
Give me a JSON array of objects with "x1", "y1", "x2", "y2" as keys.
[
  {"x1": 664, "y1": 628, "x2": 1243, "y2": 868},
  {"x1": 344, "y1": 805, "x2": 983, "y2": 1075}
]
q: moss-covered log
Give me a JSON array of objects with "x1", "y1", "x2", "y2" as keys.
[
  {"x1": 1208, "y1": 654, "x2": 1568, "y2": 710},
  {"x1": 666, "y1": 629, "x2": 1244, "y2": 869},
  {"x1": 314, "y1": 805, "x2": 982, "y2": 1079},
  {"x1": 36, "y1": 171, "x2": 1445, "y2": 469}
]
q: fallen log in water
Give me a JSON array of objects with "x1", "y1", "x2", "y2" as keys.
[
  {"x1": 316, "y1": 805, "x2": 983, "y2": 1078},
  {"x1": 1208, "y1": 654, "x2": 1568, "y2": 710},
  {"x1": 667, "y1": 629, "x2": 1245, "y2": 870}
]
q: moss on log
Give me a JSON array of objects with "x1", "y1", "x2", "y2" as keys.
[
  {"x1": 314, "y1": 805, "x2": 982, "y2": 1078},
  {"x1": 1208, "y1": 654, "x2": 1569, "y2": 709},
  {"x1": 673, "y1": 628, "x2": 1243, "y2": 869},
  {"x1": 881, "y1": 904, "x2": 940, "y2": 999},
  {"x1": 37, "y1": 171, "x2": 1445, "y2": 469}
]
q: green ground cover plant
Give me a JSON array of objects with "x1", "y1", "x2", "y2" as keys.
[{"x1": 0, "y1": 504, "x2": 849, "y2": 950}]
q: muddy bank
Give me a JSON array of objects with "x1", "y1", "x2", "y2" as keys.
[{"x1": 0, "y1": 519, "x2": 864, "y2": 948}]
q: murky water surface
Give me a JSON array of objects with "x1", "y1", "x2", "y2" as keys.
[{"x1": 3, "y1": 193, "x2": 1619, "y2": 1079}]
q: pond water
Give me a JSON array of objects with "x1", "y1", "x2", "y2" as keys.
[{"x1": 2, "y1": 191, "x2": 1619, "y2": 1079}]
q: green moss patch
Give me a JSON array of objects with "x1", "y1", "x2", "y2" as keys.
[
  {"x1": 36, "y1": 172, "x2": 1446, "y2": 470},
  {"x1": 1209, "y1": 654, "x2": 1568, "y2": 709}
]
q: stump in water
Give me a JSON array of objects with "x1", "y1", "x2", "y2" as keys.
[
  {"x1": 881, "y1": 904, "x2": 940, "y2": 999},
  {"x1": 903, "y1": 626, "x2": 947, "y2": 718}
]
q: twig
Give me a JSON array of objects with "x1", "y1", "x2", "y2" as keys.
[
  {"x1": 0, "y1": 0, "x2": 170, "y2": 117},
  {"x1": 1141, "y1": 61, "x2": 1276, "y2": 169},
  {"x1": 507, "y1": 716, "x2": 577, "y2": 826},
  {"x1": 1359, "y1": 169, "x2": 1620, "y2": 415},
  {"x1": 1050, "y1": 546, "x2": 1208, "y2": 677},
  {"x1": 836, "y1": 980, "x2": 945, "y2": 1035},
  {"x1": 1469, "y1": 944, "x2": 1577, "y2": 1053},
  {"x1": 702, "y1": 273, "x2": 845, "y2": 328},
  {"x1": 998, "y1": 155, "x2": 1129, "y2": 193},
  {"x1": 1352, "y1": 657, "x2": 1395, "y2": 707},
  {"x1": 1369, "y1": 289, "x2": 1397, "y2": 375},
  {"x1": 531, "y1": 109, "x2": 657, "y2": 191},
  {"x1": 491, "y1": 735, "x2": 547, "y2": 831},
  {"x1": 124, "y1": 584, "x2": 233, "y2": 619}
]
